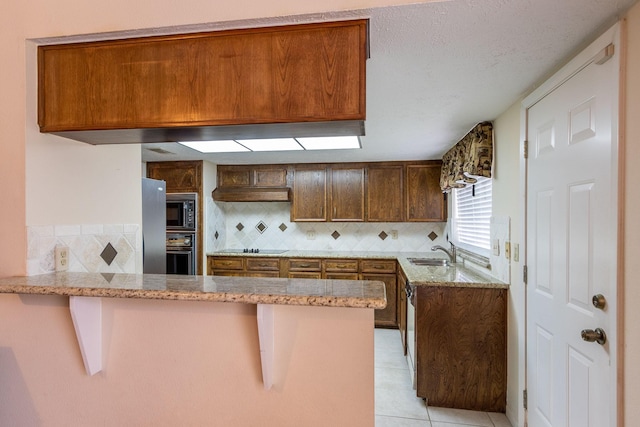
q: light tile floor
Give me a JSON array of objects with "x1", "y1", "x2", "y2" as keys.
[{"x1": 375, "y1": 329, "x2": 513, "y2": 427}]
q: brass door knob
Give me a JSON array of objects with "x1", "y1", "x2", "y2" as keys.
[
  {"x1": 581, "y1": 328, "x2": 607, "y2": 345},
  {"x1": 592, "y1": 294, "x2": 606, "y2": 310}
]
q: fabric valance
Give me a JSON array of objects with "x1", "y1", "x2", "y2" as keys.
[{"x1": 440, "y1": 121, "x2": 493, "y2": 192}]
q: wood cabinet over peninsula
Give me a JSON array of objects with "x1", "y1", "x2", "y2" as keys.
[{"x1": 37, "y1": 20, "x2": 368, "y2": 144}]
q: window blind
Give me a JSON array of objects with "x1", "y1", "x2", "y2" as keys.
[{"x1": 453, "y1": 177, "x2": 492, "y2": 251}]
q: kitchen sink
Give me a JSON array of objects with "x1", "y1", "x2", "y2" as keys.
[{"x1": 407, "y1": 258, "x2": 451, "y2": 267}]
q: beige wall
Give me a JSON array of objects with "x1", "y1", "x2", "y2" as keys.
[
  {"x1": 624, "y1": 4, "x2": 640, "y2": 426},
  {"x1": 492, "y1": 101, "x2": 524, "y2": 426},
  {"x1": 0, "y1": 295, "x2": 375, "y2": 425}
]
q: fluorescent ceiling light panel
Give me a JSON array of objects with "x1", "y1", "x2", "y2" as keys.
[
  {"x1": 178, "y1": 140, "x2": 248, "y2": 153},
  {"x1": 297, "y1": 136, "x2": 361, "y2": 150},
  {"x1": 239, "y1": 138, "x2": 302, "y2": 152}
]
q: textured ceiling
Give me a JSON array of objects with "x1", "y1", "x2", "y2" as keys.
[{"x1": 141, "y1": 0, "x2": 636, "y2": 165}]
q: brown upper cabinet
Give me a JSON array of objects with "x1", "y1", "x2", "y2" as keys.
[
  {"x1": 147, "y1": 161, "x2": 202, "y2": 194},
  {"x1": 406, "y1": 163, "x2": 446, "y2": 222},
  {"x1": 291, "y1": 165, "x2": 365, "y2": 222},
  {"x1": 291, "y1": 167, "x2": 328, "y2": 221},
  {"x1": 330, "y1": 167, "x2": 365, "y2": 221},
  {"x1": 290, "y1": 161, "x2": 444, "y2": 222},
  {"x1": 213, "y1": 164, "x2": 291, "y2": 202},
  {"x1": 38, "y1": 20, "x2": 368, "y2": 143},
  {"x1": 366, "y1": 165, "x2": 404, "y2": 221}
]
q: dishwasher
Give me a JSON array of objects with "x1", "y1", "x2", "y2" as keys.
[{"x1": 405, "y1": 280, "x2": 417, "y2": 390}]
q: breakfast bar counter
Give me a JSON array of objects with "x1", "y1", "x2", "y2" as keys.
[{"x1": 0, "y1": 272, "x2": 384, "y2": 426}]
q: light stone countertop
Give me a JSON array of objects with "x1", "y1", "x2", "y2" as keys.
[
  {"x1": 208, "y1": 250, "x2": 508, "y2": 289},
  {"x1": 0, "y1": 272, "x2": 386, "y2": 309}
]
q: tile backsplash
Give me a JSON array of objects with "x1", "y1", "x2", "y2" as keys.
[
  {"x1": 210, "y1": 202, "x2": 448, "y2": 253},
  {"x1": 27, "y1": 224, "x2": 140, "y2": 276}
]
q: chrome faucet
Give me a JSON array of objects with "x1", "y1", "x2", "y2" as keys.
[{"x1": 431, "y1": 243, "x2": 456, "y2": 263}]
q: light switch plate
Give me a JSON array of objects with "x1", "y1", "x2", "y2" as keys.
[
  {"x1": 306, "y1": 230, "x2": 316, "y2": 240},
  {"x1": 492, "y1": 239, "x2": 500, "y2": 256},
  {"x1": 505, "y1": 241, "x2": 511, "y2": 260},
  {"x1": 514, "y1": 244, "x2": 520, "y2": 262}
]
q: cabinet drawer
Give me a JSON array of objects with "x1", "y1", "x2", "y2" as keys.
[
  {"x1": 323, "y1": 259, "x2": 359, "y2": 272},
  {"x1": 361, "y1": 259, "x2": 397, "y2": 274},
  {"x1": 246, "y1": 272, "x2": 281, "y2": 278},
  {"x1": 212, "y1": 257, "x2": 244, "y2": 270},
  {"x1": 288, "y1": 258, "x2": 322, "y2": 271},
  {"x1": 246, "y1": 258, "x2": 281, "y2": 271},
  {"x1": 288, "y1": 272, "x2": 323, "y2": 279},
  {"x1": 325, "y1": 272, "x2": 359, "y2": 280}
]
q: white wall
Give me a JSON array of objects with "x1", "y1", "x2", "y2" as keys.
[{"x1": 492, "y1": 101, "x2": 524, "y2": 426}]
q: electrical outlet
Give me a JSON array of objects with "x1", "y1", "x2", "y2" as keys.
[
  {"x1": 514, "y1": 244, "x2": 520, "y2": 262},
  {"x1": 391, "y1": 230, "x2": 398, "y2": 239},
  {"x1": 55, "y1": 245, "x2": 69, "y2": 271},
  {"x1": 306, "y1": 230, "x2": 316, "y2": 240},
  {"x1": 505, "y1": 241, "x2": 511, "y2": 260},
  {"x1": 492, "y1": 239, "x2": 500, "y2": 256}
]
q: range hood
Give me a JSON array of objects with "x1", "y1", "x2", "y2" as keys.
[{"x1": 212, "y1": 186, "x2": 291, "y2": 202}]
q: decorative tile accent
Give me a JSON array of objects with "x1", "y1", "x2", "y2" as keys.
[
  {"x1": 100, "y1": 272, "x2": 115, "y2": 283},
  {"x1": 378, "y1": 231, "x2": 388, "y2": 240},
  {"x1": 256, "y1": 221, "x2": 267, "y2": 234},
  {"x1": 214, "y1": 231, "x2": 219, "y2": 240},
  {"x1": 279, "y1": 223, "x2": 288, "y2": 232},
  {"x1": 331, "y1": 231, "x2": 341, "y2": 240},
  {"x1": 236, "y1": 223, "x2": 244, "y2": 231},
  {"x1": 428, "y1": 231, "x2": 438, "y2": 241},
  {"x1": 100, "y1": 243, "x2": 117, "y2": 266}
]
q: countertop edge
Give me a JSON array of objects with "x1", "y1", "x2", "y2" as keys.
[{"x1": 0, "y1": 274, "x2": 387, "y2": 309}]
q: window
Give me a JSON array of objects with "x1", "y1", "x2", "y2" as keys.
[{"x1": 451, "y1": 177, "x2": 492, "y2": 255}]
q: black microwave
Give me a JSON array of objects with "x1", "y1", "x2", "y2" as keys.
[{"x1": 166, "y1": 193, "x2": 197, "y2": 231}]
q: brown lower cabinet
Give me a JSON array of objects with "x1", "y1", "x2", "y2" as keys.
[
  {"x1": 208, "y1": 255, "x2": 399, "y2": 328},
  {"x1": 414, "y1": 286, "x2": 507, "y2": 412}
]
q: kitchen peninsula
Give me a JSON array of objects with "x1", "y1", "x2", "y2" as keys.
[{"x1": 0, "y1": 273, "x2": 385, "y2": 426}]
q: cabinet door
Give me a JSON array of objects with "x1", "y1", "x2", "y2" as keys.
[
  {"x1": 362, "y1": 273, "x2": 397, "y2": 328},
  {"x1": 147, "y1": 161, "x2": 202, "y2": 193},
  {"x1": 330, "y1": 167, "x2": 365, "y2": 221},
  {"x1": 253, "y1": 167, "x2": 288, "y2": 187},
  {"x1": 367, "y1": 165, "x2": 404, "y2": 221},
  {"x1": 218, "y1": 166, "x2": 251, "y2": 187},
  {"x1": 38, "y1": 21, "x2": 367, "y2": 134},
  {"x1": 291, "y1": 168, "x2": 327, "y2": 221},
  {"x1": 406, "y1": 164, "x2": 446, "y2": 222}
]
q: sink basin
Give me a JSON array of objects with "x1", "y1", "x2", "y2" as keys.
[{"x1": 407, "y1": 258, "x2": 451, "y2": 267}]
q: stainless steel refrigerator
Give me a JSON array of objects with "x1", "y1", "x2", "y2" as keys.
[{"x1": 142, "y1": 178, "x2": 166, "y2": 274}]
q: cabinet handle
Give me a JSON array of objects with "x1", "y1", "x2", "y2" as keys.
[
  {"x1": 333, "y1": 206, "x2": 337, "y2": 217},
  {"x1": 299, "y1": 264, "x2": 311, "y2": 268},
  {"x1": 258, "y1": 263, "x2": 269, "y2": 267},
  {"x1": 337, "y1": 264, "x2": 347, "y2": 268},
  {"x1": 221, "y1": 262, "x2": 231, "y2": 266},
  {"x1": 374, "y1": 265, "x2": 384, "y2": 269}
]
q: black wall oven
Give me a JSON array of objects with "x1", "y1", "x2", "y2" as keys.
[
  {"x1": 166, "y1": 233, "x2": 195, "y2": 275},
  {"x1": 166, "y1": 193, "x2": 197, "y2": 231},
  {"x1": 165, "y1": 193, "x2": 197, "y2": 275}
]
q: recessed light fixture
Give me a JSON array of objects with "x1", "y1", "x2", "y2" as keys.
[
  {"x1": 239, "y1": 138, "x2": 303, "y2": 152},
  {"x1": 178, "y1": 140, "x2": 249, "y2": 153},
  {"x1": 178, "y1": 136, "x2": 362, "y2": 153}
]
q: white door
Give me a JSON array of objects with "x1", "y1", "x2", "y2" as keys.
[{"x1": 525, "y1": 25, "x2": 619, "y2": 427}]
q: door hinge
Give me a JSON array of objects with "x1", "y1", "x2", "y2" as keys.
[
  {"x1": 523, "y1": 389, "x2": 528, "y2": 410},
  {"x1": 523, "y1": 265, "x2": 528, "y2": 284},
  {"x1": 524, "y1": 140, "x2": 529, "y2": 159}
]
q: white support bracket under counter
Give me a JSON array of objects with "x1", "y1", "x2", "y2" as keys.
[
  {"x1": 256, "y1": 304, "x2": 274, "y2": 390},
  {"x1": 69, "y1": 296, "x2": 102, "y2": 376}
]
